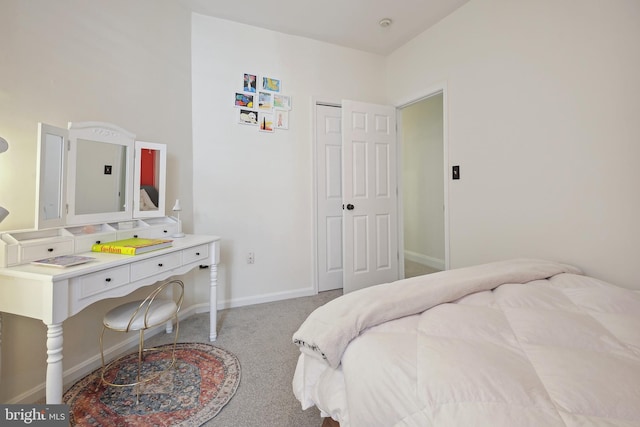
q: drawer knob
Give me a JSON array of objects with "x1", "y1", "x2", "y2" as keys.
[
  {"x1": 96, "y1": 240, "x2": 101, "y2": 244},
  {"x1": 48, "y1": 248, "x2": 54, "y2": 252},
  {"x1": 133, "y1": 234, "x2": 139, "y2": 238},
  {"x1": 158, "y1": 263, "x2": 163, "y2": 267},
  {"x1": 105, "y1": 278, "x2": 111, "y2": 282},
  {"x1": 195, "y1": 252, "x2": 200, "y2": 256}
]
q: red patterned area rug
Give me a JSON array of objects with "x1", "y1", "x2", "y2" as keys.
[{"x1": 63, "y1": 343, "x2": 241, "y2": 426}]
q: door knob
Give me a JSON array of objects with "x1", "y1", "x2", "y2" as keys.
[{"x1": 346, "y1": 204, "x2": 354, "y2": 210}]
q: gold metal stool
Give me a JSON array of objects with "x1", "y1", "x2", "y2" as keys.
[{"x1": 99, "y1": 279, "x2": 184, "y2": 403}]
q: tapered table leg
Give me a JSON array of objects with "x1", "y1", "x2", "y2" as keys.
[
  {"x1": 45, "y1": 323, "x2": 64, "y2": 404},
  {"x1": 209, "y1": 262, "x2": 217, "y2": 341}
]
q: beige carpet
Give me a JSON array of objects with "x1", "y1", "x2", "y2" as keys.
[
  {"x1": 145, "y1": 290, "x2": 342, "y2": 427},
  {"x1": 404, "y1": 259, "x2": 441, "y2": 278}
]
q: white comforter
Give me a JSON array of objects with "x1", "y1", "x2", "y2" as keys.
[{"x1": 292, "y1": 259, "x2": 640, "y2": 426}]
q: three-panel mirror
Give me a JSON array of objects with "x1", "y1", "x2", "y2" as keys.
[{"x1": 35, "y1": 121, "x2": 166, "y2": 230}]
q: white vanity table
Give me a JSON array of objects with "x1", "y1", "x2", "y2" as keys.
[
  {"x1": 0, "y1": 231, "x2": 219, "y2": 404},
  {"x1": 0, "y1": 122, "x2": 220, "y2": 404}
]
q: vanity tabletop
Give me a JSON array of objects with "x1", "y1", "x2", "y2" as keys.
[{"x1": 0, "y1": 234, "x2": 220, "y2": 281}]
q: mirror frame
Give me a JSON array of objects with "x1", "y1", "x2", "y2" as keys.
[
  {"x1": 66, "y1": 122, "x2": 135, "y2": 226},
  {"x1": 133, "y1": 140, "x2": 167, "y2": 218},
  {"x1": 35, "y1": 123, "x2": 68, "y2": 230}
]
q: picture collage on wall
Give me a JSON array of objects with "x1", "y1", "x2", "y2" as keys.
[{"x1": 235, "y1": 73, "x2": 291, "y2": 133}]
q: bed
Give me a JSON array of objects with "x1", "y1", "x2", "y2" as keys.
[
  {"x1": 292, "y1": 259, "x2": 640, "y2": 427},
  {"x1": 139, "y1": 185, "x2": 159, "y2": 211}
]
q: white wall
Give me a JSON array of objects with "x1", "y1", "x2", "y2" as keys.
[
  {"x1": 191, "y1": 14, "x2": 386, "y2": 307},
  {"x1": 387, "y1": 0, "x2": 640, "y2": 289},
  {"x1": 0, "y1": 0, "x2": 194, "y2": 402},
  {"x1": 0, "y1": 0, "x2": 194, "y2": 233}
]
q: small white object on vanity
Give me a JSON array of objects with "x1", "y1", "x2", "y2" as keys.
[{"x1": 0, "y1": 122, "x2": 220, "y2": 404}]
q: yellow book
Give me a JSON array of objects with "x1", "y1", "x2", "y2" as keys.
[{"x1": 91, "y1": 237, "x2": 173, "y2": 255}]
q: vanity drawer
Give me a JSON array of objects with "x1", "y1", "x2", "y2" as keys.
[
  {"x1": 130, "y1": 252, "x2": 181, "y2": 281},
  {"x1": 77, "y1": 266, "x2": 131, "y2": 299},
  {"x1": 135, "y1": 225, "x2": 177, "y2": 239},
  {"x1": 183, "y1": 244, "x2": 208, "y2": 264},
  {"x1": 20, "y1": 238, "x2": 74, "y2": 262},
  {"x1": 116, "y1": 230, "x2": 144, "y2": 240}
]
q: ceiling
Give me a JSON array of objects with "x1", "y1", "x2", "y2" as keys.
[{"x1": 180, "y1": 0, "x2": 470, "y2": 55}]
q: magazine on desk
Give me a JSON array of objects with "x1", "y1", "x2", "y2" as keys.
[
  {"x1": 91, "y1": 237, "x2": 173, "y2": 255},
  {"x1": 31, "y1": 255, "x2": 97, "y2": 268}
]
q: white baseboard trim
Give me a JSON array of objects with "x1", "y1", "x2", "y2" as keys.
[
  {"x1": 9, "y1": 286, "x2": 318, "y2": 403},
  {"x1": 404, "y1": 250, "x2": 445, "y2": 271},
  {"x1": 216, "y1": 286, "x2": 317, "y2": 310}
]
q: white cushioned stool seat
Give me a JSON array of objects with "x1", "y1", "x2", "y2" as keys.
[{"x1": 104, "y1": 299, "x2": 178, "y2": 330}]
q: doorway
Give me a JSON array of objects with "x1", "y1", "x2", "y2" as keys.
[{"x1": 398, "y1": 92, "x2": 445, "y2": 278}]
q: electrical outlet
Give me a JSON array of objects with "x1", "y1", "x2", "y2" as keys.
[{"x1": 247, "y1": 251, "x2": 255, "y2": 264}]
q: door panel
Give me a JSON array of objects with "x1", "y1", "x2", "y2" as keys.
[
  {"x1": 353, "y1": 215, "x2": 369, "y2": 272},
  {"x1": 326, "y1": 217, "x2": 343, "y2": 272},
  {"x1": 326, "y1": 145, "x2": 342, "y2": 198},
  {"x1": 352, "y1": 142, "x2": 367, "y2": 197},
  {"x1": 376, "y1": 214, "x2": 391, "y2": 268},
  {"x1": 375, "y1": 143, "x2": 390, "y2": 196},
  {"x1": 316, "y1": 105, "x2": 344, "y2": 291},
  {"x1": 343, "y1": 100, "x2": 398, "y2": 293}
]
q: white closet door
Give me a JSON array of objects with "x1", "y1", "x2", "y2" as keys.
[
  {"x1": 342, "y1": 100, "x2": 399, "y2": 293},
  {"x1": 316, "y1": 105, "x2": 344, "y2": 291}
]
